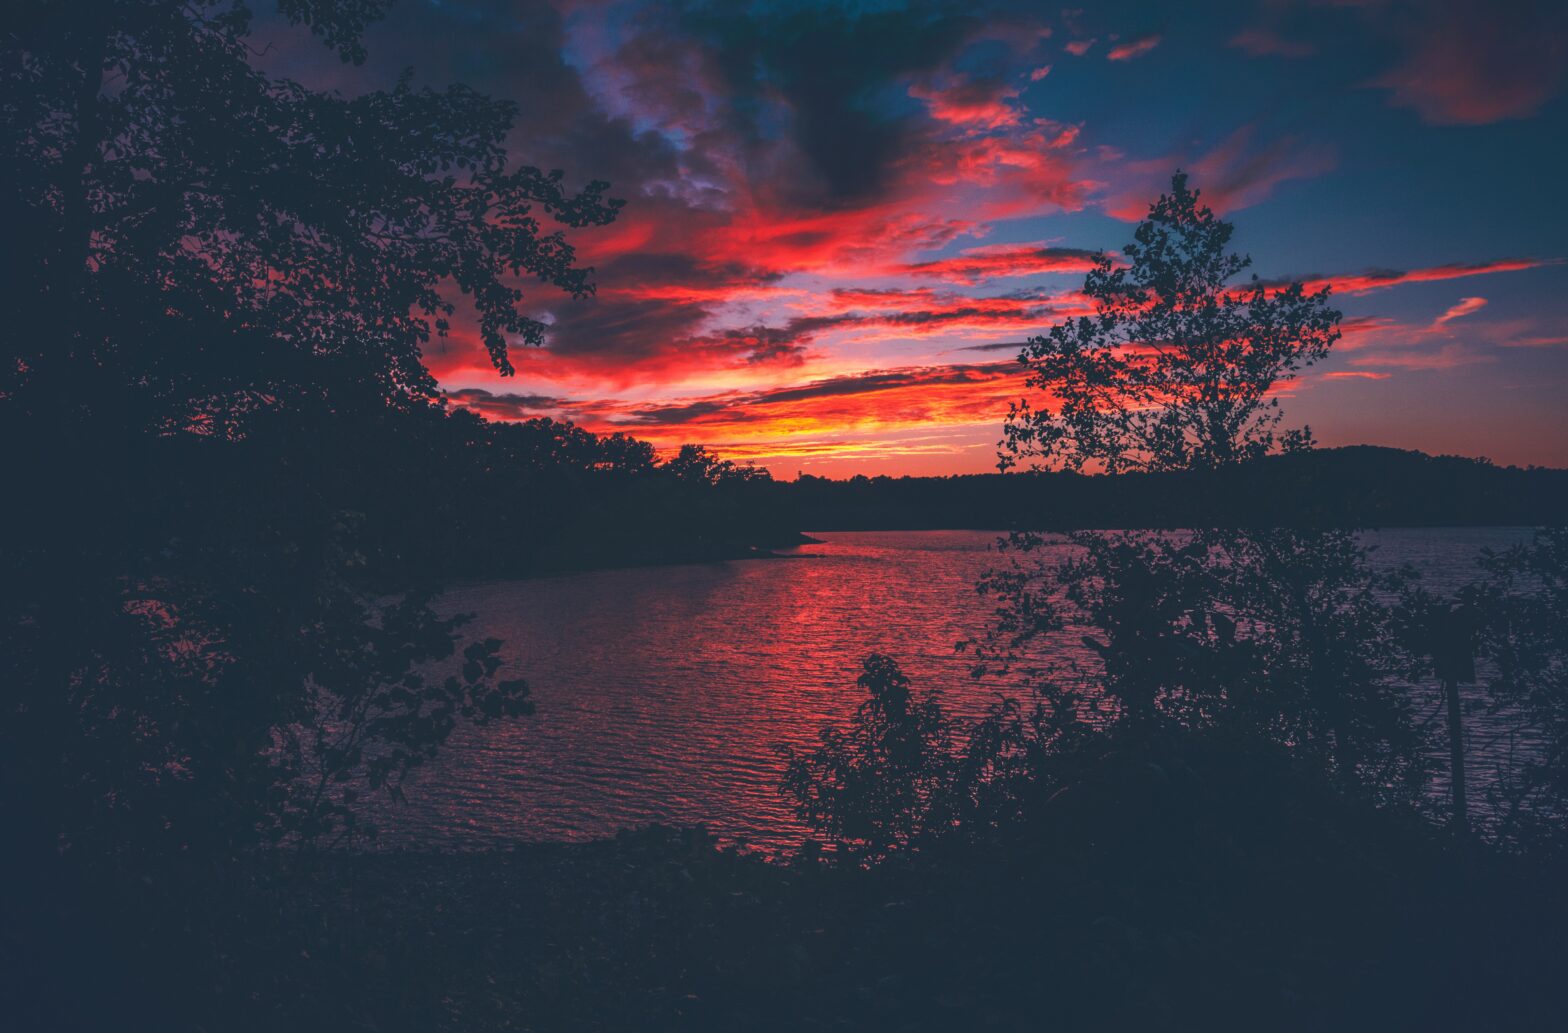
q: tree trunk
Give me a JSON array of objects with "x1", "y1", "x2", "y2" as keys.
[{"x1": 1444, "y1": 674, "x2": 1468, "y2": 836}]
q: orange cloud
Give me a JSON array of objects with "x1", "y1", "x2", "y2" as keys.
[{"x1": 448, "y1": 360, "x2": 1030, "y2": 471}]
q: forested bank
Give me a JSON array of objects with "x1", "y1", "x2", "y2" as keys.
[{"x1": 772, "y1": 446, "x2": 1568, "y2": 531}]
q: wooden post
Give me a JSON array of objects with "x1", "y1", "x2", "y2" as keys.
[
  {"x1": 1443, "y1": 671, "x2": 1467, "y2": 836},
  {"x1": 1429, "y1": 603, "x2": 1476, "y2": 837}
]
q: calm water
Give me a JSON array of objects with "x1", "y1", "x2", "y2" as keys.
[{"x1": 383, "y1": 528, "x2": 1531, "y2": 854}]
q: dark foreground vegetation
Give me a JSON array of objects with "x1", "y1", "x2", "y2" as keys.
[
  {"x1": 5, "y1": 4, "x2": 1565, "y2": 1031},
  {"x1": 12, "y1": 784, "x2": 1567, "y2": 1032}
]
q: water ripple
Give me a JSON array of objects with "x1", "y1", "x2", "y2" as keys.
[{"x1": 377, "y1": 528, "x2": 1529, "y2": 854}]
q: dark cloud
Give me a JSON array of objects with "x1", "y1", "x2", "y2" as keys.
[
  {"x1": 1228, "y1": 26, "x2": 1314, "y2": 59},
  {"x1": 751, "y1": 360, "x2": 1016, "y2": 405},
  {"x1": 259, "y1": 0, "x2": 1102, "y2": 382},
  {"x1": 537, "y1": 294, "x2": 819, "y2": 373},
  {"x1": 258, "y1": 0, "x2": 684, "y2": 192},
  {"x1": 959, "y1": 340, "x2": 1031, "y2": 353},
  {"x1": 621, "y1": 397, "x2": 756, "y2": 425},
  {"x1": 444, "y1": 387, "x2": 575, "y2": 420},
  {"x1": 692, "y1": 316, "x2": 852, "y2": 365},
  {"x1": 447, "y1": 388, "x2": 564, "y2": 408},
  {"x1": 621, "y1": 359, "x2": 1019, "y2": 425},
  {"x1": 898, "y1": 245, "x2": 1101, "y2": 284},
  {"x1": 540, "y1": 295, "x2": 715, "y2": 362},
  {"x1": 597, "y1": 252, "x2": 784, "y2": 290},
  {"x1": 444, "y1": 357, "x2": 1023, "y2": 431},
  {"x1": 675, "y1": 2, "x2": 985, "y2": 205}
]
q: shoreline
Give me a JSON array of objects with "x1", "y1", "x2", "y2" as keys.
[{"x1": 428, "y1": 524, "x2": 1551, "y2": 590}]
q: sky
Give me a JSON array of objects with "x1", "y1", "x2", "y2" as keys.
[{"x1": 261, "y1": 0, "x2": 1568, "y2": 476}]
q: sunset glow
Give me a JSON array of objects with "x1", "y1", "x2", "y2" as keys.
[{"x1": 261, "y1": 0, "x2": 1568, "y2": 475}]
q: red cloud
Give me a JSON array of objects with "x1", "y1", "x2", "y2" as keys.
[
  {"x1": 292, "y1": 0, "x2": 1565, "y2": 474},
  {"x1": 403, "y1": 3, "x2": 1107, "y2": 394},
  {"x1": 1107, "y1": 34, "x2": 1161, "y2": 61},
  {"x1": 1104, "y1": 123, "x2": 1335, "y2": 221},
  {"x1": 1372, "y1": 2, "x2": 1567, "y2": 124},
  {"x1": 1500, "y1": 335, "x2": 1568, "y2": 349},
  {"x1": 918, "y1": 128, "x2": 1094, "y2": 220},
  {"x1": 909, "y1": 77, "x2": 1022, "y2": 130},
  {"x1": 1285, "y1": 259, "x2": 1557, "y2": 297},
  {"x1": 1435, "y1": 296, "x2": 1488, "y2": 325},
  {"x1": 1352, "y1": 345, "x2": 1491, "y2": 372},
  {"x1": 896, "y1": 242, "x2": 1103, "y2": 285},
  {"x1": 1330, "y1": 296, "x2": 1506, "y2": 373}
]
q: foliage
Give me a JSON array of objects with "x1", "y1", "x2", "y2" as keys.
[
  {"x1": 932, "y1": 175, "x2": 1432, "y2": 821},
  {"x1": 0, "y1": 0, "x2": 615, "y2": 863},
  {"x1": 856, "y1": 168, "x2": 1561, "y2": 842},
  {"x1": 781, "y1": 652, "x2": 1107, "y2": 863},
  {"x1": 666, "y1": 443, "x2": 773, "y2": 488},
  {"x1": 1464, "y1": 527, "x2": 1568, "y2": 846},
  {"x1": 780, "y1": 654, "x2": 954, "y2": 860},
  {"x1": 1213, "y1": 528, "x2": 1426, "y2": 796},
  {"x1": 236, "y1": 404, "x2": 801, "y2": 585},
  {"x1": 269, "y1": 595, "x2": 533, "y2": 851},
  {"x1": 1001, "y1": 172, "x2": 1337, "y2": 474},
  {"x1": 773, "y1": 181, "x2": 1564, "y2": 991},
  {"x1": 5, "y1": 1, "x2": 622, "y2": 430}
]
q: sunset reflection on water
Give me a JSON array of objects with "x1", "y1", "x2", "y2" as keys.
[{"x1": 383, "y1": 528, "x2": 1528, "y2": 855}]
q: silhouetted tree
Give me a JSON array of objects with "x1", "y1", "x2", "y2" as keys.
[
  {"x1": 1, "y1": 0, "x2": 617, "y2": 870},
  {"x1": 781, "y1": 654, "x2": 954, "y2": 861},
  {"x1": 1463, "y1": 528, "x2": 1568, "y2": 847},
  {"x1": 785, "y1": 179, "x2": 1432, "y2": 861},
  {"x1": 974, "y1": 176, "x2": 1428, "y2": 801},
  {"x1": 666, "y1": 443, "x2": 771, "y2": 487},
  {"x1": 1001, "y1": 171, "x2": 1335, "y2": 474},
  {"x1": 4, "y1": 1, "x2": 620, "y2": 432}
]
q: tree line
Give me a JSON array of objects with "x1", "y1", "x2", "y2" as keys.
[{"x1": 774, "y1": 446, "x2": 1568, "y2": 530}]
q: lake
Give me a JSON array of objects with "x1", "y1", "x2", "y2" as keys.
[{"x1": 383, "y1": 527, "x2": 1533, "y2": 854}]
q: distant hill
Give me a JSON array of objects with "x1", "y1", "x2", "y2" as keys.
[{"x1": 768, "y1": 447, "x2": 1568, "y2": 530}]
